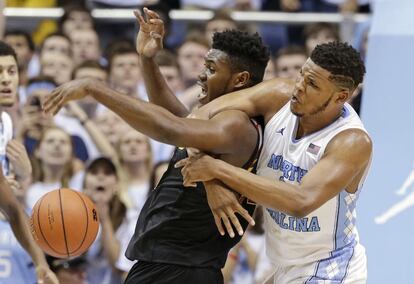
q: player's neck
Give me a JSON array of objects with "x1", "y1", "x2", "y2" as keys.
[{"x1": 296, "y1": 107, "x2": 343, "y2": 139}]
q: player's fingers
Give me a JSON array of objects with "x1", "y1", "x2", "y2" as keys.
[
  {"x1": 235, "y1": 204, "x2": 255, "y2": 226},
  {"x1": 43, "y1": 92, "x2": 62, "y2": 114},
  {"x1": 219, "y1": 210, "x2": 235, "y2": 238},
  {"x1": 145, "y1": 7, "x2": 161, "y2": 19},
  {"x1": 225, "y1": 206, "x2": 244, "y2": 236},
  {"x1": 174, "y1": 157, "x2": 190, "y2": 168},
  {"x1": 43, "y1": 86, "x2": 62, "y2": 108},
  {"x1": 213, "y1": 211, "x2": 225, "y2": 236}
]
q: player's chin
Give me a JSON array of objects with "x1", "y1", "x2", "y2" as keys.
[{"x1": 0, "y1": 100, "x2": 14, "y2": 107}]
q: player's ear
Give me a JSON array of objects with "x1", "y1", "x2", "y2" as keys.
[
  {"x1": 233, "y1": 71, "x2": 250, "y2": 88},
  {"x1": 335, "y1": 88, "x2": 351, "y2": 104}
]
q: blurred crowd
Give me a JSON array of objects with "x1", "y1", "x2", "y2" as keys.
[{"x1": 0, "y1": 0, "x2": 371, "y2": 283}]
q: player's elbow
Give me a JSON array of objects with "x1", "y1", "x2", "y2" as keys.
[{"x1": 289, "y1": 196, "x2": 316, "y2": 218}]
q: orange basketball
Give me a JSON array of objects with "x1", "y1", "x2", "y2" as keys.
[{"x1": 30, "y1": 188, "x2": 99, "y2": 258}]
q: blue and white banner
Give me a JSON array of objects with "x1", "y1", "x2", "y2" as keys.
[{"x1": 359, "y1": 1, "x2": 414, "y2": 283}]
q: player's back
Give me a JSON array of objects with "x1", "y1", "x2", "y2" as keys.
[{"x1": 126, "y1": 118, "x2": 263, "y2": 269}]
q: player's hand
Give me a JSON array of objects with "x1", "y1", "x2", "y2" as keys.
[
  {"x1": 175, "y1": 154, "x2": 218, "y2": 186},
  {"x1": 43, "y1": 79, "x2": 92, "y2": 115},
  {"x1": 204, "y1": 180, "x2": 255, "y2": 238},
  {"x1": 134, "y1": 7, "x2": 165, "y2": 58},
  {"x1": 35, "y1": 265, "x2": 59, "y2": 284},
  {"x1": 6, "y1": 139, "x2": 32, "y2": 180}
]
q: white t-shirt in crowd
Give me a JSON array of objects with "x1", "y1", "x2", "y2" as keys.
[{"x1": 25, "y1": 171, "x2": 84, "y2": 210}]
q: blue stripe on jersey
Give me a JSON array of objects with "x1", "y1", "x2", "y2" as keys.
[
  {"x1": 334, "y1": 191, "x2": 358, "y2": 250},
  {"x1": 304, "y1": 241, "x2": 355, "y2": 283}
]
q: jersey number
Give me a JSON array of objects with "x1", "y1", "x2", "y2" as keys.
[{"x1": 0, "y1": 250, "x2": 11, "y2": 277}]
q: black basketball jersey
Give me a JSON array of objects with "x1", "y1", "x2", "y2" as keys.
[{"x1": 125, "y1": 118, "x2": 263, "y2": 269}]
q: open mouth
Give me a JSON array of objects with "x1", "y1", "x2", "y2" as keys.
[
  {"x1": 96, "y1": 186, "x2": 105, "y2": 191},
  {"x1": 197, "y1": 81, "x2": 208, "y2": 100},
  {"x1": 0, "y1": 89, "x2": 12, "y2": 95}
]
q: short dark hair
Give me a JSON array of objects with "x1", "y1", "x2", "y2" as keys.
[
  {"x1": 155, "y1": 50, "x2": 180, "y2": 71},
  {"x1": 73, "y1": 60, "x2": 107, "y2": 79},
  {"x1": 40, "y1": 32, "x2": 71, "y2": 55},
  {"x1": 212, "y1": 30, "x2": 269, "y2": 86},
  {"x1": 4, "y1": 30, "x2": 35, "y2": 51},
  {"x1": 310, "y1": 41, "x2": 365, "y2": 90},
  {"x1": 105, "y1": 40, "x2": 137, "y2": 71},
  {"x1": 304, "y1": 23, "x2": 339, "y2": 41},
  {"x1": 58, "y1": 4, "x2": 94, "y2": 32},
  {"x1": 178, "y1": 32, "x2": 210, "y2": 50},
  {"x1": 0, "y1": 41, "x2": 18, "y2": 63}
]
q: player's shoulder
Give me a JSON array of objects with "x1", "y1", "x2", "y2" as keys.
[{"x1": 326, "y1": 128, "x2": 373, "y2": 158}]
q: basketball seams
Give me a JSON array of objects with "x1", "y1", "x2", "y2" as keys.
[
  {"x1": 58, "y1": 189, "x2": 70, "y2": 258},
  {"x1": 36, "y1": 195, "x2": 65, "y2": 256},
  {"x1": 70, "y1": 190, "x2": 90, "y2": 255}
]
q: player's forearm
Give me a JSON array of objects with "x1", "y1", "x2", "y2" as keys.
[
  {"x1": 87, "y1": 82, "x2": 193, "y2": 146},
  {"x1": 7, "y1": 203, "x2": 47, "y2": 267},
  {"x1": 140, "y1": 57, "x2": 189, "y2": 117},
  {"x1": 213, "y1": 160, "x2": 309, "y2": 217}
]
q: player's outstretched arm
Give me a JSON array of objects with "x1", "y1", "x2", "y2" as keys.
[
  {"x1": 178, "y1": 129, "x2": 372, "y2": 217},
  {"x1": 193, "y1": 77, "x2": 293, "y2": 124},
  {"x1": 44, "y1": 79, "x2": 255, "y2": 154},
  {"x1": 135, "y1": 7, "x2": 189, "y2": 117},
  {"x1": 0, "y1": 171, "x2": 58, "y2": 284}
]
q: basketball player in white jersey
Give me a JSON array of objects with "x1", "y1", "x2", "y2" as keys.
[
  {"x1": 0, "y1": 41, "x2": 58, "y2": 284},
  {"x1": 177, "y1": 42, "x2": 372, "y2": 283}
]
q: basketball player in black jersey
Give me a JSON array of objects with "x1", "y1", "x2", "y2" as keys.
[{"x1": 43, "y1": 8, "x2": 269, "y2": 283}]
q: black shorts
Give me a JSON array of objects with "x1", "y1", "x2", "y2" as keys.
[{"x1": 124, "y1": 261, "x2": 223, "y2": 284}]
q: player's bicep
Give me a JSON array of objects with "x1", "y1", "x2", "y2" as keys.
[{"x1": 299, "y1": 130, "x2": 372, "y2": 213}]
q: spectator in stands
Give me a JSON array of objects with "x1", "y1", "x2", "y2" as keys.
[
  {"x1": 69, "y1": 28, "x2": 101, "y2": 66},
  {"x1": 177, "y1": 33, "x2": 210, "y2": 89},
  {"x1": 223, "y1": 207, "x2": 273, "y2": 284},
  {"x1": 58, "y1": 5, "x2": 94, "y2": 38},
  {"x1": 26, "y1": 126, "x2": 84, "y2": 209},
  {"x1": 107, "y1": 42, "x2": 143, "y2": 98},
  {"x1": 46, "y1": 255, "x2": 88, "y2": 284},
  {"x1": 274, "y1": 45, "x2": 307, "y2": 79},
  {"x1": 40, "y1": 52, "x2": 73, "y2": 85},
  {"x1": 154, "y1": 50, "x2": 184, "y2": 96},
  {"x1": 40, "y1": 33, "x2": 72, "y2": 58},
  {"x1": 4, "y1": 30, "x2": 34, "y2": 88},
  {"x1": 83, "y1": 157, "x2": 135, "y2": 283},
  {"x1": 94, "y1": 110, "x2": 129, "y2": 148},
  {"x1": 304, "y1": 22, "x2": 339, "y2": 55},
  {"x1": 116, "y1": 127, "x2": 152, "y2": 219},
  {"x1": 72, "y1": 60, "x2": 108, "y2": 119},
  {"x1": 31, "y1": 33, "x2": 72, "y2": 80},
  {"x1": 205, "y1": 10, "x2": 238, "y2": 45}
]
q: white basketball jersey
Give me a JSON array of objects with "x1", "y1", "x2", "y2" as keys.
[
  {"x1": 257, "y1": 102, "x2": 370, "y2": 266},
  {"x1": 0, "y1": 112, "x2": 13, "y2": 176}
]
